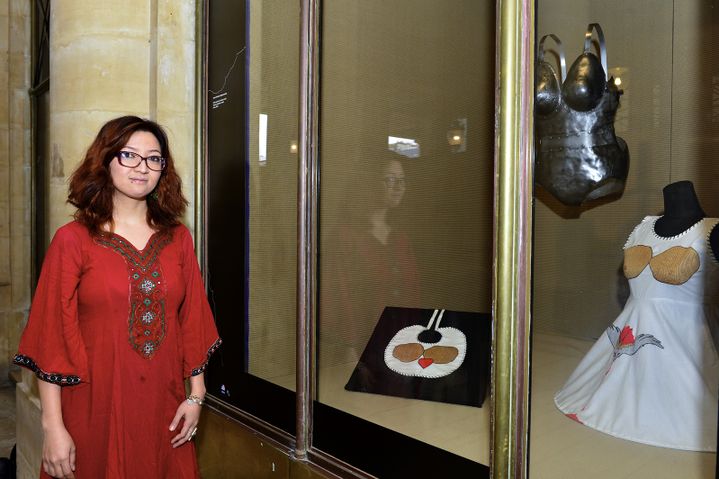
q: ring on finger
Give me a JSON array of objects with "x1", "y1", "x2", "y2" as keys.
[{"x1": 188, "y1": 426, "x2": 198, "y2": 440}]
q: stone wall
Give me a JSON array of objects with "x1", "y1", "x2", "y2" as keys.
[
  {"x1": 0, "y1": 0, "x2": 31, "y2": 387},
  {"x1": 1, "y1": 0, "x2": 32, "y2": 475}
]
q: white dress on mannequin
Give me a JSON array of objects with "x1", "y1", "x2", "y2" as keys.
[{"x1": 554, "y1": 215, "x2": 719, "y2": 451}]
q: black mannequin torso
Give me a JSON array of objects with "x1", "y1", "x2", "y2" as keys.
[
  {"x1": 653, "y1": 180, "x2": 719, "y2": 260},
  {"x1": 711, "y1": 226, "x2": 719, "y2": 261}
]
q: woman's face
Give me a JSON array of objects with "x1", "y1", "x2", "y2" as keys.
[
  {"x1": 109, "y1": 130, "x2": 163, "y2": 202},
  {"x1": 382, "y1": 159, "x2": 406, "y2": 208}
]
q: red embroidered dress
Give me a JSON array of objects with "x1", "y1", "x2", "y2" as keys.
[{"x1": 15, "y1": 221, "x2": 221, "y2": 478}]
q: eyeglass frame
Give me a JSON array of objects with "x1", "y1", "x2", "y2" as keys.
[
  {"x1": 383, "y1": 176, "x2": 406, "y2": 189},
  {"x1": 115, "y1": 150, "x2": 167, "y2": 172}
]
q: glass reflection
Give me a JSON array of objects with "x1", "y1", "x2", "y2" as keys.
[
  {"x1": 317, "y1": 0, "x2": 495, "y2": 465},
  {"x1": 322, "y1": 151, "x2": 420, "y2": 363}
]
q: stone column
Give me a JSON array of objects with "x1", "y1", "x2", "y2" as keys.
[
  {"x1": 0, "y1": 0, "x2": 31, "y2": 383},
  {"x1": 156, "y1": 0, "x2": 198, "y2": 230},
  {"x1": 47, "y1": 0, "x2": 154, "y2": 232},
  {"x1": 0, "y1": 0, "x2": 32, "y2": 471},
  {"x1": 15, "y1": 1, "x2": 197, "y2": 477}
]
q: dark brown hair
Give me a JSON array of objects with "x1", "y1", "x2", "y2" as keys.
[{"x1": 68, "y1": 116, "x2": 188, "y2": 236}]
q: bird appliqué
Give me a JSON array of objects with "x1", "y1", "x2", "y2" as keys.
[{"x1": 606, "y1": 325, "x2": 663, "y2": 360}]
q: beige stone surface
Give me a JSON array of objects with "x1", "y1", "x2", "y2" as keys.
[
  {"x1": 15, "y1": 382, "x2": 41, "y2": 479},
  {"x1": 0, "y1": 312, "x2": 8, "y2": 380},
  {"x1": 7, "y1": 311, "x2": 25, "y2": 364},
  {"x1": 0, "y1": 0, "x2": 29, "y2": 391},
  {"x1": 51, "y1": 39, "x2": 152, "y2": 114},
  {"x1": 0, "y1": 244, "x2": 8, "y2": 284},
  {"x1": 0, "y1": 77, "x2": 7, "y2": 125},
  {"x1": 50, "y1": 111, "x2": 118, "y2": 178},
  {"x1": 51, "y1": 0, "x2": 150, "y2": 47},
  {"x1": 8, "y1": 51, "x2": 28, "y2": 88},
  {"x1": 157, "y1": 39, "x2": 196, "y2": 113},
  {"x1": 158, "y1": 0, "x2": 195, "y2": 40},
  {"x1": 10, "y1": 87, "x2": 28, "y2": 126},
  {"x1": 0, "y1": 13, "x2": 8, "y2": 53},
  {"x1": 0, "y1": 128, "x2": 7, "y2": 168},
  {"x1": 19, "y1": 369, "x2": 35, "y2": 399},
  {"x1": 154, "y1": 111, "x2": 196, "y2": 207},
  {"x1": 47, "y1": 178, "x2": 74, "y2": 238},
  {"x1": 9, "y1": 226, "x2": 29, "y2": 309},
  {"x1": 52, "y1": 110, "x2": 131, "y2": 167},
  {"x1": 8, "y1": 0, "x2": 28, "y2": 20},
  {"x1": 9, "y1": 129, "x2": 26, "y2": 176},
  {"x1": 0, "y1": 239, "x2": 8, "y2": 284},
  {"x1": 0, "y1": 198, "x2": 8, "y2": 235},
  {"x1": 156, "y1": 2, "x2": 196, "y2": 112},
  {"x1": 155, "y1": 0, "x2": 197, "y2": 229},
  {"x1": 0, "y1": 288, "x2": 9, "y2": 321},
  {"x1": 0, "y1": 386, "x2": 16, "y2": 458}
]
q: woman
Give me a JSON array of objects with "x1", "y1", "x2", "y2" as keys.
[{"x1": 14, "y1": 116, "x2": 221, "y2": 478}]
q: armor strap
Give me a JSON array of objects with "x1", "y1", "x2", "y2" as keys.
[
  {"x1": 583, "y1": 23, "x2": 608, "y2": 81},
  {"x1": 538, "y1": 33, "x2": 567, "y2": 82}
]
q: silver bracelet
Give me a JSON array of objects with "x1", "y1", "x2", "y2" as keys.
[{"x1": 186, "y1": 394, "x2": 204, "y2": 406}]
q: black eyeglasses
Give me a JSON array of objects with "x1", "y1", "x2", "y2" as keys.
[{"x1": 116, "y1": 151, "x2": 166, "y2": 171}]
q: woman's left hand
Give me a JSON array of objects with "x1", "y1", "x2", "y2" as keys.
[{"x1": 169, "y1": 399, "x2": 202, "y2": 448}]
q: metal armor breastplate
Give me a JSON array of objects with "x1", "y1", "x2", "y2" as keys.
[{"x1": 535, "y1": 24, "x2": 629, "y2": 206}]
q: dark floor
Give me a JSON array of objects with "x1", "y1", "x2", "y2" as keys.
[{"x1": 0, "y1": 386, "x2": 15, "y2": 458}]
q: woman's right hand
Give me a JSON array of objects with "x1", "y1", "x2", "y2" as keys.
[{"x1": 42, "y1": 425, "x2": 76, "y2": 479}]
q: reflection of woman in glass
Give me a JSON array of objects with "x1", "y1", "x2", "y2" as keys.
[{"x1": 323, "y1": 151, "x2": 421, "y2": 362}]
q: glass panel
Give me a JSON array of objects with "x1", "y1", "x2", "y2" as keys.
[
  {"x1": 245, "y1": 2, "x2": 299, "y2": 388},
  {"x1": 205, "y1": 1, "x2": 299, "y2": 431},
  {"x1": 316, "y1": 0, "x2": 495, "y2": 473},
  {"x1": 532, "y1": 1, "x2": 719, "y2": 477}
]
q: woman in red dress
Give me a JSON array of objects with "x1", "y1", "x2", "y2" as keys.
[{"x1": 14, "y1": 116, "x2": 221, "y2": 478}]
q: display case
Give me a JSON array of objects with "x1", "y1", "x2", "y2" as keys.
[
  {"x1": 196, "y1": 0, "x2": 719, "y2": 477},
  {"x1": 530, "y1": 1, "x2": 719, "y2": 478}
]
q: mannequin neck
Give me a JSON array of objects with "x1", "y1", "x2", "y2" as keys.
[{"x1": 654, "y1": 181, "x2": 705, "y2": 237}]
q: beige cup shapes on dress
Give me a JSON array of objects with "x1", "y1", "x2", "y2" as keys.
[{"x1": 624, "y1": 245, "x2": 700, "y2": 285}]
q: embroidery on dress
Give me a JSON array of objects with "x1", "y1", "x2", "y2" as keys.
[
  {"x1": 95, "y1": 232, "x2": 171, "y2": 359},
  {"x1": 606, "y1": 325, "x2": 663, "y2": 360},
  {"x1": 13, "y1": 354, "x2": 81, "y2": 386},
  {"x1": 190, "y1": 338, "x2": 223, "y2": 376}
]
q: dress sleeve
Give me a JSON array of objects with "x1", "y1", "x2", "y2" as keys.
[
  {"x1": 178, "y1": 226, "x2": 221, "y2": 378},
  {"x1": 14, "y1": 225, "x2": 89, "y2": 385}
]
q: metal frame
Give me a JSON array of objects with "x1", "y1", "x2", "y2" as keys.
[
  {"x1": 491, "y1": 0, "x2": 535, "y2": 478},
  {"x1": 296, "y1": 0, "x2": 321, "y2": 461},
  {"x1": 194, "y1": 0, "x2": 208, "y2": 274}
]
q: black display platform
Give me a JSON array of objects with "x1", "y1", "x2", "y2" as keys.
[{"x1": 345, "y1": 307, "x2": 492, "y2": 407}]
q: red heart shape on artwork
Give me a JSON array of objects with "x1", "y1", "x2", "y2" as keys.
[{"x1": 418, "y1": 358, "x2": 434, "y2": 369}]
